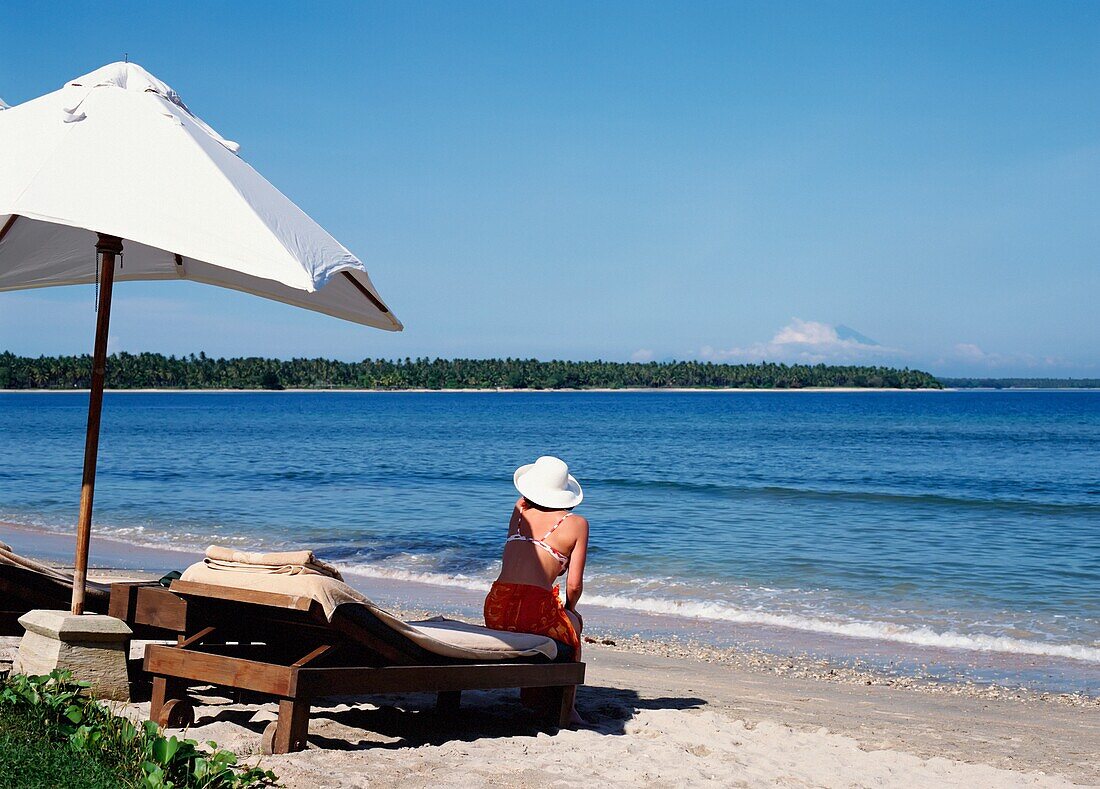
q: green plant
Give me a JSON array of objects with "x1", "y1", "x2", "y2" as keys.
[
  {"x1": 0, "y1": 671, "x2": 278, "y2": 788},
  {"x1": 0, "y1": 704, "x2": 121, "y2": 788}
]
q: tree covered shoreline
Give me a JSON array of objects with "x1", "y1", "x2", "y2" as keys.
[
  {"x1": 0, "y1": 351, "x2": 941, "y2": 390},
  {"x1": 938, "y1": 377, "x2": 1100, "y2": 389}
]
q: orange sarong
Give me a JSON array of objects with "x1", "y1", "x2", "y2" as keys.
[{"x1": 484, "y1": 581, "x2": 580, "y2": 654}]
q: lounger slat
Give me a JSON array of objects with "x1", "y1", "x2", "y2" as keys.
[
  {"x1": 329, "y1": 609, "x2": 422, "y2": 665},
  {"x1": 292, "y1": 662, "x2": 586, "y2": 697},
  {"x1": 145, "y1": 644, "x2": 295, "y2": 696},
  {"x1": 170, "y1": 580, "x2": 319, "y2": 613},
  {"x1": 112, "y1": 583, "x2": 191, "y2": 633}
]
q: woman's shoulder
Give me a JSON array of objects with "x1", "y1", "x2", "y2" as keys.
[{"x1": 566, "y1": 512, "x2": 589, "y2": 530}]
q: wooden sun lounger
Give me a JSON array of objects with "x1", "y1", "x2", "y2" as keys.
[
  {"x1": 123, "y1": 580, "x2": 585, "y2": 754},
  {"x1": 0, "y1": 559, "x2": 111, "y2": 634}
]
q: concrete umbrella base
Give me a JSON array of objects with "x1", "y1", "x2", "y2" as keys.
[{"x1": 13, "y1": 610, "x2": 133, "y2": 701}]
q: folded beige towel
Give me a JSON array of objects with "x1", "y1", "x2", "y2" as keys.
[
  {"x1": 206, "y1": 545, "x2": 315, "y2": 565},
  {"x1": 183, "y1": 560, "x2": 363, "y2": 617},
  {"x1": 203, "y1": 544, "x2": 343, "y2": 580}
]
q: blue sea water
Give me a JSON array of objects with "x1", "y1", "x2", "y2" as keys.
[{"x1": 1, "y1": 390, "x2": 1097, "y2": 682}]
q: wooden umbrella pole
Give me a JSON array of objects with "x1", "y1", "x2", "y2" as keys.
[{"x1": 71, "y1": 234, "x2": 123, "y2": 615}]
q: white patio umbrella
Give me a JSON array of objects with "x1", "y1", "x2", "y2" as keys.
[{"x1": 0, "y1": 62, "x2": 402, "y2": 614}]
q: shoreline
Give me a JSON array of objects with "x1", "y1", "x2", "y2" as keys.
[
  {"x1": 1, "y1": 523, "x2": 1096, "y2": 785},
  {"x1": 2, "y1": 520, "x2": 1095, "y2": 706},
  {"x1": 0, "y1": 547, "x2": 1096, "y2": 785},
  {"x1": 4, "y1": 387, "x2": 1098, "y2": 394},
  {"x1": 0, "y1": 386, "x2": 950, "y2": 393}
]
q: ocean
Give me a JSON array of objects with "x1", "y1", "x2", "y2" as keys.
[{"x1": 1, "y1": 390, "x2": 1097, "y2": 692}]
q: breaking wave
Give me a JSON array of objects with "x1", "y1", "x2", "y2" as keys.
[{"x1": 340, "y1": 562, "x2": 1100, "y2": 664}]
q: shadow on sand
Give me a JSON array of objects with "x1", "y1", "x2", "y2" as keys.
[{"x1": 194, "y1": 685, "x2": 706, "y2": 752}]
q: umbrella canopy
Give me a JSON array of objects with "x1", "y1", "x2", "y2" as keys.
[
  {"x1": 0, "y1": 63, "x2": 402, "y2": 615},
  {"x1": 0, "y1": 62, "x2": 401, "y2": 330}
]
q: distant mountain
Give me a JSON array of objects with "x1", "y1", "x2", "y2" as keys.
[{"x1": 835, "y1": 325, "x2": 880, "y2": 346}]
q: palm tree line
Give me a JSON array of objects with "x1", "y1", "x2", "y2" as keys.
[{"x1": 0, "y1": 351, "x2": 942, "y2": 390}]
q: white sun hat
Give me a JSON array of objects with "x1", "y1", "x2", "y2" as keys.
[{"x1": 514, "y1": 456, "x2": 584, "y2": 509}]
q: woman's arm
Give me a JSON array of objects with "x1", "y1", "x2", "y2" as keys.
[
  {"x1": 508, "y1": 498, "x2": 524, "y2": 533},
  {"x1": 565, "y1": 517, "x2": 589, "y2": 612}
]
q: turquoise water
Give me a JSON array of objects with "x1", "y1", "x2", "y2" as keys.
[{"x1": 0, "y1": 390, "x2": 1097, "y2": 679}]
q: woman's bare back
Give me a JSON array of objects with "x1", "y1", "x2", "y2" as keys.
[{"x1": 496, "y1": 497, "x2": 589, "y2": 593}]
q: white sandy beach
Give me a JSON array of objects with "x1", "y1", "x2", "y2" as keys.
[
  {"x1": 151, "y1": 645, "x2": 1100, "y2": 788},
  {"x1": 4, "y1": 629, "x2": 1095, "y2": 787},
  {"x1": 0, "y1": 530, "x2": 1095, "y2": 789},
  {"x1": 4, "y1": 630, "x2": 1096, "y2": 787}
]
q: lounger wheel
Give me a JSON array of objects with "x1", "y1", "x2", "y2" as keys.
[
  {"x1": 156, "y1": 698, "x2": 195, "y2": 729},
  {"x1": 261, "y1": 721, "x2": 279, "y2": 755},
  {"x1": 261, "y1": 719, "x2": 308, "y2": 755}
]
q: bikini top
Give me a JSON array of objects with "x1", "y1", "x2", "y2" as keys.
[{"x1": 505, "y1": 506, "x2": 573, "y2": 576}]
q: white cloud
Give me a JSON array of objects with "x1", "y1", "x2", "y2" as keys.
[
  {"x1": 772, "y1": 319, "x2": 844, "y2": 346},
  {"x1": 702, "y1": 319, "x2": 898, "y2": 364},
  {"x1": 631, "y1": 348, "x2": 655, "y2": 362},
  {"x1": 952, "y1": 343, "x2": 989, "y2": 361}
]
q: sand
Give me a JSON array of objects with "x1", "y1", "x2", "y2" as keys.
[
  {"x1": 0, "y1": 529, "x2": 1095, "y2": 787},
  {"x1": 81, "y1": 644, "x2": 1096, "y2": 788},
  {"x1": 3, "y1": 630, "x2": 1097, "y2": 787}
]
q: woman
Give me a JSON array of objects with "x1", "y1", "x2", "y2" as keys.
[{"x1": 484, "y1": 455, "x2": 589, "y2": 723}]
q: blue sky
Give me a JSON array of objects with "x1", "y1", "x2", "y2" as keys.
[{"x1": 1, "y1": 1, "x2": 1097, "y2": 376}]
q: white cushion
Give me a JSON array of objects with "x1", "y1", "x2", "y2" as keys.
[{"x1": 407, "y1": 616, "x2": 558, "y2": 660}]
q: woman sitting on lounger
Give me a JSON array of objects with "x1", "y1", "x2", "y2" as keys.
[{"x1": 484, "y1": 456, "x2": 589, "y2": 682}]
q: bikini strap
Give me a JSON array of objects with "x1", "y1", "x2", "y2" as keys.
[{"x1": 540, "y1": 512, "x2": 572, "y2": 541}]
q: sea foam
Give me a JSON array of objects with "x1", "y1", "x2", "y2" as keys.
[
  {"x1": 341, "y1": 562, "x2": 1100, "y2": 664},
  {"x1": 6, "y1": 516, "x2": 1098, "y2": 665}
]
